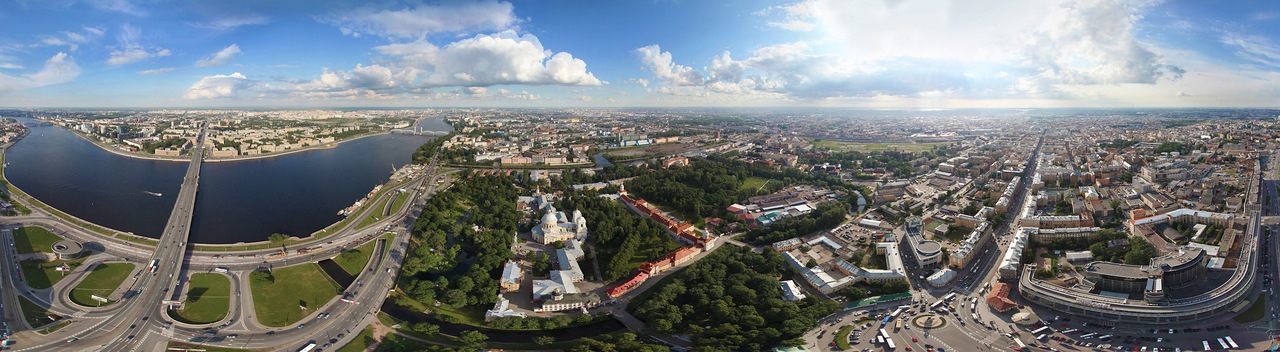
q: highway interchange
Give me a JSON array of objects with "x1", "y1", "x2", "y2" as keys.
[{"x1": 0, "y1": 133, "x2": 447, "y2": 352}]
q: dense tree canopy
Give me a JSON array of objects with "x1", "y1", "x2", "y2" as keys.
[
  {"x1": 559, "y1": 191, "x2": 683, "y2": 281},
  {"x1": 631, "y1": 246, "x2": 836, "y2": 351},
  {"x1": 399, "y1": 175, "x2": 521, "y2": 309}
]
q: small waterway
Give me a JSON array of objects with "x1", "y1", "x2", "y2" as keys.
[{"x1": 316, "y1": 259, "x2": 355, "y2": 289}]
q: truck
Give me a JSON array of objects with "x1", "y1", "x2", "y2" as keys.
[{"x1": 146, "y1": 260, "x2": 159, "y2": 273}]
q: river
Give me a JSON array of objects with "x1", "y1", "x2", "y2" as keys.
[{"x1": 3, "y1": 117, "x2": 450, "y2": 244}]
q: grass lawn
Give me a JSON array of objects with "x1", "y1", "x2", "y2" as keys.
[
  {"x1": 626, "y1": 238, "x2": 683, "y2": 272},
  {"x1": 374, "y1": 332, "x2": 435, "y2": 352},
  {"x1": 389, "y1": 191, "x2": 409, "y2": 215},
  {"x1": 250, "y1": 263, "x2": 341, "y2": 327},
  {"x1": 166, "y1": 342, "x2": 250, "y2": 352},
  {"x1": 20, "y1": 257, "x2": 85, "y2": 289},
  {"x1": 835, "y1": 325, "x2": 855, "y2": 350},
  {"x1": 170, "y1": 273, "x2": 231, "y2": 324},
  {"x1": 69, "y1": 262, "x2": 135, "y2": 307},
  {"x1": 428, "y1": 303, "x2": 488, "y2": 327},
  {"x1": 356, "y1": 195, "x2": 393, "y2": 230},
  {"x1": 17, "y1": 295, "x2": 58, "y2": 327},
  {"x1": 12, "y1": 226, "x2": 61, "y2": 254},
  {"x1": 36, "y1": 321, "x2": 70, "y2": 334},
  {"x1": 1234, "y1": 296, "x2": 1266, "y2": 323},
  {"x1": 337, "y1": 326, "x2": 379, "y2": 352},
  {"x1": 333, "y1": 236, "x2": 381, "y2": 276},
  {"x1": 740, "y1": 176, "x2": 774, "y2": 194}
]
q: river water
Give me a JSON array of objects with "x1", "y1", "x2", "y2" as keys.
[{"x1": 4, "y1": 117, "x2": 450, "y2": 244}]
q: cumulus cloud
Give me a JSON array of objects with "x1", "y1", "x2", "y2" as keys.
[
  {"x1": 196, "y1": 44, "x2": 242, "y2": 67},
  {"x1": 184, "y1": 72, "x2": 251, "y2": 99},
  {"x1": 318, "y1": 1, "x2": 518, "y2": 38},
  {"x1": 637, "y1": 0, "x2": 1184, "y2": 100},
  {"x1": 634, "y1": 45, "x2": 703, "y2": 86},
  {"x1": 106, "y1": 24, "x2": 170, "y2": 65},
  {"x1": 0, "y1": 52, "x2": 81, "y2": 94},
  {"x1": 273, "y1": 30, "x2": 599, "y2": 98}
]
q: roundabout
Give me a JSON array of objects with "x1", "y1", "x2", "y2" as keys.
[{"x1": 912, "y1": 314, "x2": 947, "y2": 330}]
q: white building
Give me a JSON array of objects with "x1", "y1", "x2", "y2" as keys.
[
  {"x1": 532, "y1": 203, "x2": 588, "y2": 245},
  {"x1": 780, "y1": 280, "x2": 807, "y2": 301},
  {"x1": 484, "y1": 295, "x2": 526, "y2": 320}
]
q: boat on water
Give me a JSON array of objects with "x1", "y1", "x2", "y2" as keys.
[{"x1": 143, "y1": 191, "x2": 162, "y2": 197}]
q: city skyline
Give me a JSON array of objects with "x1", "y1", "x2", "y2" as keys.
[{"x1": 0, "y1": 0, "x2": 1278, "y2": 108}]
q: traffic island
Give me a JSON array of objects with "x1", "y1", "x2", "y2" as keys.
[
  {"x1": 249, "y1": 263, "x2": 341, "y2": 327},
  {"x1": 168, "y1": 273, "x2": 231, "y2": 324},
  {"x1": 912, "y1": 314, "x2": 947, "y2": 329},
  {"x1": 68, "y1": 262, "x2": 135, "y2": 307}
]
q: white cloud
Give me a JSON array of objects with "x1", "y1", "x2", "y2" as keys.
[
  {"x1": 634, "y1": 45, "x2": 703, "y2": 86},
  {"x1": 0, "y1": 63, "x2": 23, "y2": 69},
  {"x1": 636, "y1": 0, "x2": 1183, "y2": 101},
  {"x1": 0, "y1": 52, "x2": 81, "y2": 94},
  {"x1": 32, "y1": 26, "x2": 105, "y2": 51},
  {"x1": 87, "y1": 0, "x2": 146, "y2": 16},
  {"x1": 191, "y1": 15, "x2": 270, "y2": 30},
  {"x1": 196, "y1": 44, "x2": 242, "y2": 67},
  {"x1": 184, "y1": 72, "x2": 251, "y2": 99},
  {"x1": 756, "y1": 1, "x2": 819, "y2": 32},
  {"x1": 137, "y1": 67, "x2": 176, "y2": 75},
  {"x1": 286, "y1": 30, "x2": 598, "y2": 95},
  {"x1": 318, "y1": 1, "x2": 518, "y2": 38},
  {"x1": 1220, "y1": 32, "x2": 1280, "y2": 68},
  {"x1": 107, "y1": 24, "x2": 170, "y2": 65}
]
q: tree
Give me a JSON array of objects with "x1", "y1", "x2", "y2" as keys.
[
  {"x1": 535, "y1": 336, "x2": 556, "y2": 346},
  {"x1": 411, "y1": 323, "x2": 439, "y2": 335},
  {"x1": 250, "y1": 270, "x2": 274, "y2": 285},
  {"x1": 459, "y1": 330, "x2": 488, "y2": 347},
  {"x1": 268, "y1": 233, "x2": 291, "y2": 248}
]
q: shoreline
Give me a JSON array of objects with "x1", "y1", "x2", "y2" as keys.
[{"x1": 58, "y1": 123, "x2": 394, "y2": 163}]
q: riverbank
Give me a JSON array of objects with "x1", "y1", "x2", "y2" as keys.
[{"x1": 54, "y1": 120, "x2": 389, "y2": 164}]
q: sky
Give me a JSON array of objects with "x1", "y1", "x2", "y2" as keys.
[{"x1": 0, "y1": 0, "x2": 1279, "y2": 108}]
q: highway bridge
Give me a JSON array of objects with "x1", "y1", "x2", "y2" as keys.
[{"x1": 86, "y1": 125, "x2": 204, "y2": 351}]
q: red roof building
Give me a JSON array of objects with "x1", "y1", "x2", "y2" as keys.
[
  {"x1": 985, "y1": 282, "x2": 1018, "y2": 312},
  {"x1": 607, "y1": 272, "x2": 650, "y2": 297}
]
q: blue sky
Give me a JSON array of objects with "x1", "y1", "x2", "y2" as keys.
[{"x1": 0, "y1": 0, "x2": 1279, "y2": 108}]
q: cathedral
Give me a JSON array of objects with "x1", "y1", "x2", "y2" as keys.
[{"x1": 532, "y1": 202, "x2": 588, "y2": 245}]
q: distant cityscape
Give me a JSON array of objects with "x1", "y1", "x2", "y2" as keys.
[{"x1": 0, "y1": 108, "x2": 1276, "y2": 352}]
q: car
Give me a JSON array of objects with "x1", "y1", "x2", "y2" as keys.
[
  {"x1": 913, "y1": 337, "x2": 918, "y2": 343},
  {"x1": 65, "y1": 338, "x2": 79, "y2": 343},
  {"x1": 297, "y1": 324, "x2": 306, "y2": 329},
  {"x1": 266, "y1": 331, "x2": 276, "y2": 336},
  {"x1": 127, "y1": 335, "x2": 135, "y2": 340}
]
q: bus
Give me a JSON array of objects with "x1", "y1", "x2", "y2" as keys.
[
  {"x1": 1031, "y1": 326, "x2": 1051, "y2": 335},
  {"x1": 298, "y1": 342, "x2": 317, "y2": 352},
  {"x1": 942, "y1": 292, "x2": 957, "y2": 302},
  {"x1": 930, "y1": 300, "x2": 945, "y2": 311},
  {"x1": 890, "y1": 308, "x2": 905, "y2": 320},
  {"x1": 879, "y1": 329, "x2": 889, "y2": 340},
  {"x1": 885, "y1": 337, "x2": 896, "y2": 350},
  {"x1": 1224, "y1": 336, "x2": 1239, "y2": 348},
  {"x1": 1217, "y1": 338, "x2": 1229, "y2": 349},
  {"x1": 894, "y1": 320, "x2": 902, "y2": 331},
  {"x1": 1013, "y1": 337, "x2": 1027, "y2": 350},
  {"x1": 877, "y1": 336, "x2": 885, "y2": 345},
  {"x1": 146, "y1": 260, "x2": 159, "y2": 273},
  {"x1": 1036, "y1": 334, "x2": 1047, "y2": 341},
  {"x1": 1080, "y1": 332, "x2": 1097, "y2": 339},
  {"x1": 1097, "y1": 334, "x2": 1111, "y2": 341},
  {"x1": 881, "y1": 316, "x2": 892, "y2": 326},
  {"x1": 1202, "y1": 341, "x2": 1211, "y2": 351}
]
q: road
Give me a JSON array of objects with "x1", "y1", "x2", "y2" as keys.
[{"x1": 91, "y1": 125, "x2": 205, "y2": 352}]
